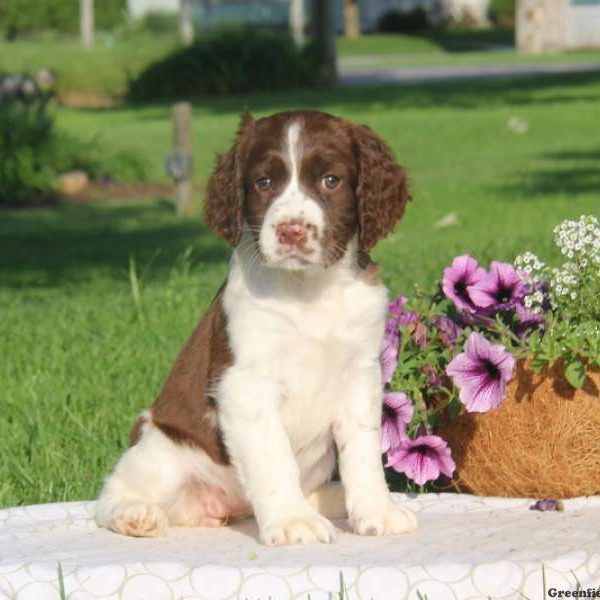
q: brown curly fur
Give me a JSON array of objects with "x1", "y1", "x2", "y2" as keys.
[
  {"x1": 351, "y1": 124, "x2": 411, "y2": 251},
  {"x1": 203, "y1": 111, "x2": 411, "y2": 252},
  {"x1": 204, "y1": 113, "x2": 255, "y2": 246}
]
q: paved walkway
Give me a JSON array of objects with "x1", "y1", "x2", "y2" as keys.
[{"x1": 338, "y1": 60, "x2": 600, "y2": 85}]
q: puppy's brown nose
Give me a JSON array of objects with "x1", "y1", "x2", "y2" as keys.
[{"x1": 276, "y1": 221, "x2": 307, "y2": 246}]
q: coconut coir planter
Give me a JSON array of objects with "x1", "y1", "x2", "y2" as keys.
[{"x1": 437, "y1": 360, "x2": 600, "y2": 499}]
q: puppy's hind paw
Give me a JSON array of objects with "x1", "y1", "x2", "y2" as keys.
[{"x1": 108, "y1": 502, "x2": 168, "y2": 538}]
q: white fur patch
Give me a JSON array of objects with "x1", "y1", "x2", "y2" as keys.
[
  {"x1": 216, "y1": 237, "x2": 413, "y2": 543},
  {"x1": 95, "y1": 423, "x2": 250, "y2": 536},
  {"x1": 258, "y1": 121, "x2": 325, "y2": 269}
]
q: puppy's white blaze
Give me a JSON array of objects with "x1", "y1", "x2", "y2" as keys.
[
  {"x1": 287, "y1": 121, "x2": 301, "y2": 185},
  {"x1": 259, "y1": 121, "x2": 325, "y2": 267}
]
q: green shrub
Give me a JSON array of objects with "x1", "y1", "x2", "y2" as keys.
[
  {"x1": 128, "y1": 26, "x2": 317, "y2": 101},
  {"x1": 0, "y1": 73, "x2": 145, "y2": 205},
  {"x1": 0, "y1": 0, "x2": 126, "y2": 38},
  {"x1": 377, "y1": 8, "x2": 431, "y2": 33},
  {"x1": 0, "y1": 78, "x2": 55, "y2": 204}
]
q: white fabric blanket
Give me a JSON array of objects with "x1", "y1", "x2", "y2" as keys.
[{"x1": 1, "y1": 493, "x2": 599, "y2": 600}]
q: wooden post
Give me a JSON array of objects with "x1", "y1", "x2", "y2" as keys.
[
  {"x1": 172, "y1": 102, "x2": 193, "y2": 215},
  {"x1": 80, "y1": 0, "x2": 94, "y2": 49},
  {"x1": 180, "y1": 0, "x2": 195, "y2": 46},
  {"x1": 289, "y1": 0, "x2": 305, "y2": 48},
  {"x1": 343, "y1": 0, "x2": 361, "y2": 39},
  {"x1": 311, "y1": 0, "x2": 337, "y2": 84}
]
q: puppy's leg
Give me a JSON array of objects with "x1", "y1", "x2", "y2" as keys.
[
  {"x1": 95, "y1": 425, "x2": 185, "y2": 538},
  {"x1": 334, "y1": 365, "x2": 417, "y2": 536},
  {"x1": 218, "y1": 368, "x2": 336, "y2": 546}
]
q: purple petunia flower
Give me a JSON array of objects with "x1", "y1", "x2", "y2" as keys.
[
  {"x1": 381, "y1": 392, "x2": 414, "y2": 453},
  {"x1": 446, "y1": 332, "x2": 516, "y2": 413},
  {"x1": 386, "y1": 434, "x2": 456, "y2": 485},
  {"x1": 389, "y1": 294, "x2": 408, "y2": 317},
  {"x1": 530, "y1": 499, "x2": 564, "y2": 512},
  {"x1": 388, "y1": 294, "x2": 418, "y2": 327},
  {"x1": 380, "y1": 319, "x2": 401, "y2": 385},
  {"x1": 442, "y1": 255, "x2": 487, "y2": 312},
  {"x1": 515, "y1": 304, "x2": 546, "y2": 337},
  {"x1": 468, "y1": 261, "x2": 525, "y2": 312},
  {"x1": 397, "y1": 310, "x2": 419, "y2": 327},
  {"x1": 431, "y1": 315, "x2": 462, "y2": 347}
]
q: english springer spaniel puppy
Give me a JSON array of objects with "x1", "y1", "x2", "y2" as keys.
[{"x1": 95, "y1": 110, "x2": 416, "y2": 545}]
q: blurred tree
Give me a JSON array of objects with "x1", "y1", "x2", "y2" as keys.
[
  {"x1": 180, "y1": 0, "x2": 195, "y2": 46},
  {"x1": 80, "y1": 0, "x2": 94, "y2": 48},
  {"x1": 311, "y1": 0, "x2": 337, "y2": 84},
  {"x1": 343, "y1": 0, "x2": 361, "y2": 38},
  {"x1": 0, "y1": 0, "x2": 125, "y2": 38},
  {"x1": 289, "y1": 0, "x2": 305, "y2": 47}
]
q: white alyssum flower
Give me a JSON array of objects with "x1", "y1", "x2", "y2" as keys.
[
  {"x1": 514, "y1": 251, "x2": 545, "y2": 282},
  {"x1": 553, "y1": 215, "x2": 600, "y2": 266},
  {"x1": 549, "y1": 262, "x2": 580, "y2": 307}
]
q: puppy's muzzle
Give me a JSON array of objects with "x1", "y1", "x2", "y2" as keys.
[{"x1": 276, "y1": 221, "x2": 308, "y2": 247}]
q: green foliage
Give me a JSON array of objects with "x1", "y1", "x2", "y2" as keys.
[
  {"x1": 0, "y1": 87, "x2": 57, "y2": 204},
  {"x1": 516, "y1": 215, "x2": 600, "y2": 381},
  {"x1": 564, "y1": 357, "x2": 586, "y2": 389},
  {"x1": 0, "y1": 0, "x2": 126, "y2": 38},
  {"x1": 0, "y1": 75, "x2": 145, "y2": 205},
  {"x1": 382, "y1": 216, "x2": 600, "y2": 487},
  {"x1": 128, "y1": 26, "x2": 317, "y2": 101}
]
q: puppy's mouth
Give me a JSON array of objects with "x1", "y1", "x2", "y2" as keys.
[
  {"x1": 257, "y1": 227, "x2": 324, "y2": 270},
  {"x1": 272, "y1": 253, "x2": 315, "y2": 270}
]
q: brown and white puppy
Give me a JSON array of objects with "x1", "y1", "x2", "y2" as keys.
[{"x1": 95, "y1": 110, "x2": 416, "y2": 545}]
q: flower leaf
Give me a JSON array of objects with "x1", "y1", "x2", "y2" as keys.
[
  {"x1": 564, "y1": 358, "x2": 585, "y2": 389},
  {"x1": 531, "y1": 356, "x2": 548, "y2": 374}
]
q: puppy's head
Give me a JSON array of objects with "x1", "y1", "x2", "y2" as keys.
[{"x1": 205, "y1": 110, "x2": 410, "y2": 270}]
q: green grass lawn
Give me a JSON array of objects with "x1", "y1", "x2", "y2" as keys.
[
  {"x1": 338, "y1": 29, "x2": 600, "y2": 68},
  {"x1": 2, "y1": 29, "x2": 600, "y2": 103},
  {"x1": 337, "y1": 27, "x2": 516, "y2": 56},
  {"x1": 0, "y1": 31, "x2": 179, "y2": 100},
  {"x1": 2, "y1": 72, "x2": 600, "y2": 508}
]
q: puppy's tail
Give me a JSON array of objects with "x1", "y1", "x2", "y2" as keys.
[{"x1": 307, "y1": 482, "x2": 347, "y2": 519}]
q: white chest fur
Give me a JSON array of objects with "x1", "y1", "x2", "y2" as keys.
[{"x1": 221, "y1": 236, "x2": 388, "y2": 459}]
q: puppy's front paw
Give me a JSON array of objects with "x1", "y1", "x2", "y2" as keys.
[
  {"x1": 109, "y1": 501, "x2": 168, "y2": 538},
  {"x1": 260, "y1": 508, "x2": 336, "y2": 546},
  {"x1": 351, "y1": 505, "x2": 417, "y2": 537}
]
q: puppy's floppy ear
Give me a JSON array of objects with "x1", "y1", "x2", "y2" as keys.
[
  {"x1": 352, "y1": 123, "x2": 411, "y2": 251},
  {"x1": 204, "y1": 113, "x2": 254, "y2": 246}
]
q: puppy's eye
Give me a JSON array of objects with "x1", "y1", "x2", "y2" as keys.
[
  {"x1": 255, "y1": 176, "x2": 273, "y2": 191},
  {"x1": 322, "y1": 174, "x2": 340, "y2": 190}
]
